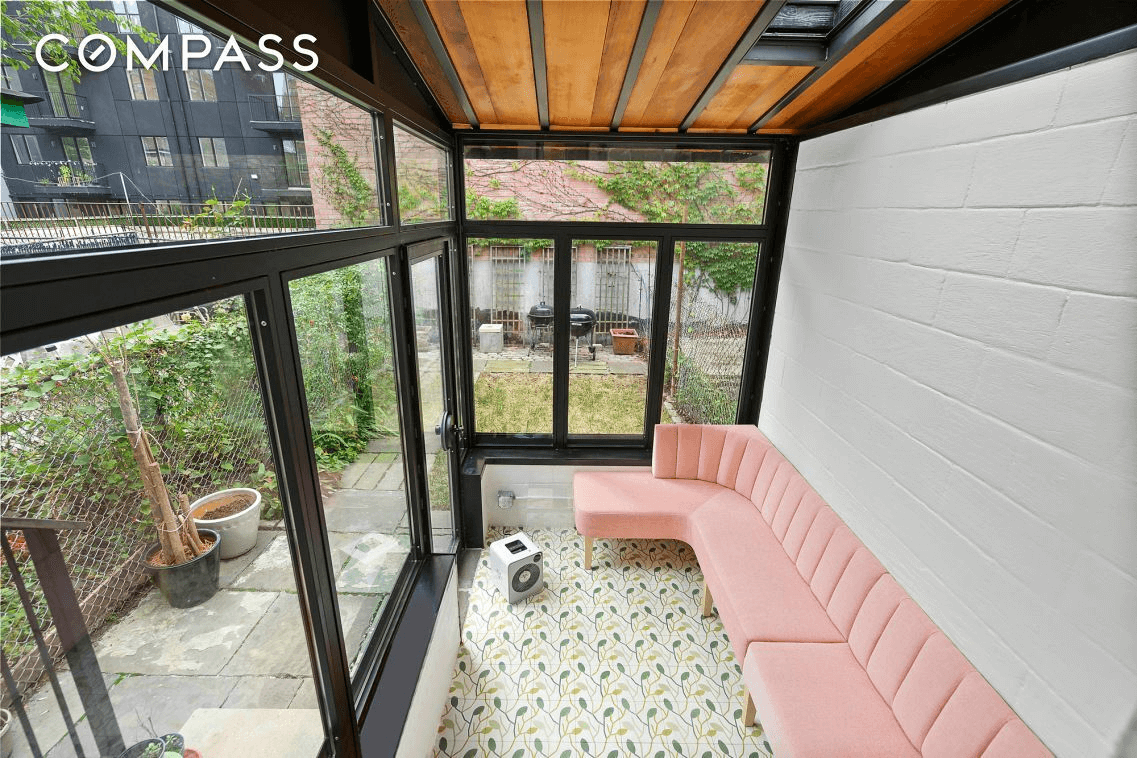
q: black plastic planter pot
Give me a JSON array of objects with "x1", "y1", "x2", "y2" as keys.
[
  {"x1": 118, "y1": 737, "x2": 164, "y2": 758},
  {"x1": 143, "y1": 529, "x2": 221, "y2": 608}
]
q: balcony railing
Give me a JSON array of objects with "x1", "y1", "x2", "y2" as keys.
[
  {"x1": 24, "y1": 92, "x2": 92, "y2": 124},
  {"x1": 248, "y1": 93, "x2": 301, "y2": 123},
  {"x1": 24, "y1": 161, "x2": 105, "y2": 189},
  {"x1": 252, "y1": 163, "x2": 311, "y2": 191}
]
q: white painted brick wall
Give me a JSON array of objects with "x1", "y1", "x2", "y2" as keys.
[{"x1": 760, "y1": 49, "x2": 1137, "y2": 758}]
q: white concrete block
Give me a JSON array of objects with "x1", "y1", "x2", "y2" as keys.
[
  {"x1": 1014, "y1": 671, "x2": 1112, "y2": 758},
  {"x1": 970, "y1": 348, "x2": 1137, "y2": 471},
  {"x1": 1101, "y1": 120, "x2": 1137, "y2": 206},
  {"x1": 1059, "y1": 551, "x2": 1137, "y2": 673},
  {"x1": 1010, "y1": 207, "x2": 1137, "y2": 296},
  {"x1": 869, "y1": 145, "x2": 977, "y2": 209},
  {"x1": 966, "y1": 120, "x2": 1130, "y2": 207},
  {"x1": 1048, "y1": 292, "x2": 1137, "y2": 388},
  {"x1": 933, "y1": 465, "x2": 1076, "y2": 598},
  {"x1": 855, "y1": 260, "x2": 945, "y2": 324},
  {"x1": 933, "y1": 273, "x2": 1068, "y2": 359},
  {"x1": 901, "y1": 208, "x2": 1024, "y2": 276},
  {"x1": 940, "y1": 67, "x2": 1065, "y2": 144},
  {"x1": 1053, "y1": 49, "x2": 1137, "y2": 127}
]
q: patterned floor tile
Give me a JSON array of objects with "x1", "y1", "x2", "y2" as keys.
[{"x1": 434, "y1": 529, "x2": 772, "y2": 758}]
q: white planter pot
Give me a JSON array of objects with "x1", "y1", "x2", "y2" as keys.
[
  {"x1": 1, "y1": 708, "x2": 13, "y2": 758},
  {"x1": 191, "y1": 488, "x2": 262, "y2": 559}
]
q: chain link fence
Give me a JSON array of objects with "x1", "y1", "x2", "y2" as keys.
[
  {"x1": 0, "y1": 297, "x2": 277, "y2": 699},
  {"x1": 665, "y1": 295, "x2": 751, "y2": 426}
]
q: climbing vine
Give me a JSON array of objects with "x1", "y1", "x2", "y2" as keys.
[{"x1": 315, "y1": 129, "x2": 379, "y2": 226}]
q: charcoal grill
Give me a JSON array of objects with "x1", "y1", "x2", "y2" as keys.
[
  {"x1": 527, "y1": 301, "x2": 554, "y2": 352},
  {"x1": 570, "y1": 306, "x2": 597, "y2": 363}
]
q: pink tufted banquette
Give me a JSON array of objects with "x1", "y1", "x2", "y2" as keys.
[{"x1": 573, "y1": 424, "x2": 1052, "y2": 758}]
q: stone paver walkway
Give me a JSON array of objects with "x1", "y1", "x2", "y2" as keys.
[{"x1": 14, "y1": 434, "x2": 425, "y2": 758}]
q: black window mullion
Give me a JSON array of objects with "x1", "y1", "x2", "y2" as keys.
[
  {"x1": 245, "y1": 285, "x2": 361, "y2": 758},
  {"x1": 644, "y1": 234, "x2": 675, "y2": 445},
  {"x1": 552, "y1": 233, "x2": 572, "y2": 448},
  {"x1": 386, "y1": 249, "x2": 431, "y2": 556},
  {"x1": 738, "y1": 139, "x2": 799, "y2": 424}
]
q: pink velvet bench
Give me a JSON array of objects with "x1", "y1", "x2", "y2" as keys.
[{"x1": 574, "y1": 424, "x2": 1052, "y2": 758}]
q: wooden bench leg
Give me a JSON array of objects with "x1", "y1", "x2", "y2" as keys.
[
  {"x1": 584, "y1": 536, "x2": 593, "y2": 570},
  {"x1": 743, "y1": 688, "x2": 756, "y2": 727},
  {"x1": 701, "y1": 579, "x2": 714, "y2": 617}
]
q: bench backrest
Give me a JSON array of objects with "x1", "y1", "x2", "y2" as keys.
[{"x1": 652, "y1": 424, "x2": 1052, "y2": 757}]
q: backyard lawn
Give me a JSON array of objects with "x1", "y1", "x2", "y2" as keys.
[{"x1": 474, "y1": 373, "x2": 674, "y2": 435}]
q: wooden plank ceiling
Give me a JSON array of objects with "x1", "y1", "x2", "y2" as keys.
[{"x1": 375, "y1": 0, "x2": 1015, "y2": 134}]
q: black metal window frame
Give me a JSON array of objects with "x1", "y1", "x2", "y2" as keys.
[
  {"x1": 455, "y1": 132, "x2": 799, "y2": 456},
  {"x1": 2, "y1": 85, "x2": 460, "y2": 754}
]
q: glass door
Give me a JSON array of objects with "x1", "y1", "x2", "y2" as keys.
[{"x1": 409, "y1": 243, "x2": 462, "y2": 553}]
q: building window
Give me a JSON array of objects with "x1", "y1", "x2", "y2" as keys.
[
  {"x1": 61, "y1": 136, "x2": 94, "y2": 168},
  {"x1": 10, "y1": 135, "x2": 42, "y2": 164},
  {"x1": 126, "y1": 69, "x2": 159, "y2": 100},
  {"x1": 199, "y1": 137, "x2": 228, "y2": 168},
  {"x1": 44, "y1": 70, "x2": 81, "y2": 119},
  {"x1": 175, "y1": 17, "x2": 204, "y2": 35},
  {"x1": 111, "y1": 0, "x2": 141, "y2": 31},
  {"x1": 1, "y1": 66, "x2": 20, "y2": 90},
  {"x1": 282, "y1": 139, "x2": 308, "y2": 186},
  {"x1": 141, "y1": 136, "x2": 172, "y2": 167},
  {"x1": 185, "y1": 69, "x2": 216, "y2": 101}
]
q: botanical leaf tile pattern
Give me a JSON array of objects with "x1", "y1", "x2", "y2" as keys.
[{"x1": 434, "y1": 529, "x2": 774, "y2": 757}]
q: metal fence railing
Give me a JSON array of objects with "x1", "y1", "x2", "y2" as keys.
[
  {"x1": 248, "y1": 93, "x2": 301, "y2": 122},
  {"x1": 666, "y1": 295, "x2": 750, "y2": 425},
  {"x1": 1, "y1": 201, "x2": 318, "y2": 257},
  {"x1": 25, "y1": 92, "x2": 90, "y2": 121}
]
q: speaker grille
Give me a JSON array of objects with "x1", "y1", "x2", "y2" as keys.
[{"x1": 512, "y1": 563, "x2": 540, "y2": 594}]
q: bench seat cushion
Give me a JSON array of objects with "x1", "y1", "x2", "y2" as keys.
[
  {"x1": 690, "y1": 493, "x2": 843, "y2": 660},
  {"x1": 745, "y1": 641, "x2": 921, "y2": 758},
  {"x1": 574, "y1": 470, "x2": 720, "y2": 542}
]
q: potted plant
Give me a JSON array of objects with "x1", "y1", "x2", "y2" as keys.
[
  {"x1": 190, "y1": 487, "x2": 262, "y2": 559},
  {"x1": 117, "y1": 737, "x2": 164, "y2": 758},
  {"x1": 89, "y1": 333, "x2": 221, "y2": 608}
]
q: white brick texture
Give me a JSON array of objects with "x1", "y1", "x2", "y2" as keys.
[{"x1": 760, "y1": 50, "x2": 1137, "y2": 758}]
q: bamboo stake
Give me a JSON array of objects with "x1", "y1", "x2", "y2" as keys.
[{"x1": 178, "y1": 494, "x2": 205, "y2": 556}]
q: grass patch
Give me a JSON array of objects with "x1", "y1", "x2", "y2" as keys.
[
  {"x1": 475, "y1": 373, "x2": 669, "y2": 435},
  {"x1": 428, "y1": 449, "x2": 450, "y2": 510},
  {"x1": 474, "y1": 374, "x2": 554, "y2": 434}
]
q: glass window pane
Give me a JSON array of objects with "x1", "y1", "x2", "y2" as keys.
[
  {"x1": 665, "y1": 241, "x2": 761, "y2": 424},
  {"x1": 0, "y1": 1, "x2": 386, "y2": 259},
  {"x1": 468, "y1": 237, "x2": 554, "y2": 435},
  {"x1": 567, "y1": 240, "x2": 658, "y2": 436},
  {"x1": 0, "y1": 296, "x2": 324, "y2": 753},
  {"x1": 464, "y1": 143, "x2": 770, "y2": 224},
  {"x1": 288, "y1": 258, "x2": 410, "y2": 672},
  {"x1": 394, "y1": 124, "x2": 451, "y2": 224},
  {"x1": 409, "y1": 257, "x2": 456, "y2": 551},
  {"x1": 11, "y1": 135, "x2": 28, "y2": 164}
]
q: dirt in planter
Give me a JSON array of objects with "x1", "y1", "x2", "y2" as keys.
[
  {"x1": 195, "y1": 492, "x2": 256, "y2": 520},
  {"x1": 145, "y1": 534, "x2": 217, "y2": 568}
]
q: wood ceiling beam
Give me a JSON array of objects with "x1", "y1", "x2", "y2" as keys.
[
  {"x1": 527, "y1": 0, "x2": 549, "y2": 130},
  {"x1": 749, "y1": 0, "x2": 908, "y2": 132},
  {"x1": 679, "y1": 0, "x2": 788, "y2": 131},
  {"x1": 409, "y1": 0, "x2": 479, "y2": 127},
  {"x1": 611, "y1": 0, "x2": 662, "y2": 130}
]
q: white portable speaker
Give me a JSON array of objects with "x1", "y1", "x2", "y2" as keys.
[{"x1": 488, "y1": 531, "x2": 545, "y2": 603}]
